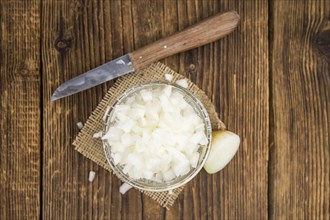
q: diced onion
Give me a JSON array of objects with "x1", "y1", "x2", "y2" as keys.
[
  {"x1": 93, "y1": 131, "x2": 103, "y2": 138},
  {"x1": 165, "y1": 73, "x2": 174, "y2": 82},
  {"x1": 119, "y1": 183, "x2": 133, "y2": 194},
  {"x1": 88, "y1": 171, "x2": 96, "y2": 182},
  {"x1": 175, "y1": 79, "x2": 188, "y2": 88},
  {"x1": 77, "y1": 122, "x2": 84, "y2": 130},
  {"x1": 103, "y1": 85, "x2": 208, "y2": 182}
]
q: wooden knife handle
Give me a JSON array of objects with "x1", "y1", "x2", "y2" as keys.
[{"x1": 129, "y1": 11, "x2": 240, "y2": 71}]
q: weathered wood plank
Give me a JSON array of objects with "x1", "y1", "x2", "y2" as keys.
[
  {"x1": 270, "y1": 0, "x2": 330, "y2": 219},
  {"x1": 0, "y1": 0, "x2": 41, "y2": 219},
  {"x1": 42, "y1": 0, "x2": 116, "y2": 219},
  {"x1": 42, "y1": 0, "x2": 145, "y2": 219},
  {"x1": 219, "y1": 1, "x2": 269, "y2": 218}
]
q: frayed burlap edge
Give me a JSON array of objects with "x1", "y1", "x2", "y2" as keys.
[{"x1": 73, "y1": 62, "x2": 225, "y2": 209}]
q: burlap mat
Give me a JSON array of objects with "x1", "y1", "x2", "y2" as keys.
[{"x1": 73, "y1": 62, "x2": 226, "y2": 209}]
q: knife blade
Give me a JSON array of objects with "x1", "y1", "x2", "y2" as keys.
[
  {"x1": 51, "y1": 55, "x2": 134, "y2": 101},
  {"x1": 51, "y1": 11, "x2": 240, "y2": 101}
]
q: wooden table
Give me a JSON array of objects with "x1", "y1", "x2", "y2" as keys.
[{"x1": 1, "y1": 0, "x2": 329, "y2": 219}]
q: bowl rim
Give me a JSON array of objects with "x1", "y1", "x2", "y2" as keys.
[{"x1": 102, "y1": 81, "x2": 212, "y2": 192}]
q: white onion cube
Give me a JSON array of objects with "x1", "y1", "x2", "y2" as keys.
[
  {"x1": 165, "y1": 73, "x2": 174, "y2": 81},
  {"x1": 176, "y1": 79, "x2": 188, "y2": 88},
  {"x1": 163, "y1": 169, "x2": 176, "y2": 181},
  {"x1": 140, "y1": 90, "x2": 153, "y2": 102},
  {"x1": 173, "y1": 162, "x2": 190, "y2": 177},
  {"x1": 190, "y1": 152, "x2": 200, "y2": 168},
  {"x1": 88, "y1": 171, "x2": 96, "y2": 182}
]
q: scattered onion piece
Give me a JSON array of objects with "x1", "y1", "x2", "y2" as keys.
[
  {"x1": 175, "y1": 79, "x2": 188, "y2": 88},
  {"x1": 88, "y1": 171, "x2": 96, "y2": 182},
  {"x1": 120, "y1": 183, "x2": 133, "y2": 194},
  {"x1": 93, "y1": 131, "x2": 103, "y2": 138},
  {"x1": 165, "y1": 73, "x2": 174, "y2": 82},
  {"x1": 77, "y1": 122, "x2": 84, "y2": 130}
]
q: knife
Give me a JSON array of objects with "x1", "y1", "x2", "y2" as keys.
[{"x1": 51, "y1": 11, "x2": 240, "y2": 101}]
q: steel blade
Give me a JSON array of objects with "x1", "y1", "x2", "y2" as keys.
[{"x1": 51, "y1": 55, "x2": 134, "y2": 101}]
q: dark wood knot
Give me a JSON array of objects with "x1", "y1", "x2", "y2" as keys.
[
  {"x1": 315, "y1": 21, "x2": 330, "y2": 60},
  {"x1": 19, "y1": 68, "x2": 29, "y2": 76},
  {"x1": 189, "y1": 64, "x2": 196, "y2": 70},
  {"x1": 187, "y1": 63, "x2": 197, "y2": 82},
  {"x1": 55, "y1": 38, "x2": 72, "y2": 52},
  {"x1": 15, "y1": 59, "x2": 39, "y2": 79},
  {"x1": 14, "y1": 68, "x2": 39, "y2": 81}
]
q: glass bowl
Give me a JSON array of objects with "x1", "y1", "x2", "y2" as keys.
[{"x1": 102, "y1": 81, "x2": 212, "y2": 192}]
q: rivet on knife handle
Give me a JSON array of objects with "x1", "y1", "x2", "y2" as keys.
[{"x1": 129, "y1": 11, "x2": 240, "y2": 71}]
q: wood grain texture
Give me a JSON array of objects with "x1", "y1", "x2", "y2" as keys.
[
  {"x1": 41, "y1": 0, "x2": 269, "y2": 219},
  {"x1": 1, "y1": 0, "x2": 329, "y2": 219},
  {"x1": 0, "y1": 0, "x2": 41, "y2": 219},
  {"x1": 269, "y1": 0, "x2": 330, "y2": 219}
]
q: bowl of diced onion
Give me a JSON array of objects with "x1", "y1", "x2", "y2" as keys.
[{"x1": 102, "y1": 81, "x2": 212, "y2": 192}]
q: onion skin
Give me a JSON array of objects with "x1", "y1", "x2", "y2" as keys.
[{"x1": 204, "y1": 130, "x2": 240, "y2": 174}]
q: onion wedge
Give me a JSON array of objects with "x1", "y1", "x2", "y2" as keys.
[{"x1": 204, "y1": 130, "x2": 240, "y2": 174}]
